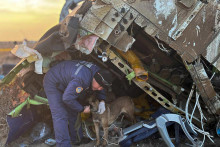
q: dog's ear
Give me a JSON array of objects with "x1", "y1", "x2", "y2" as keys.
[
  {"x1": 88, "y1": 94, "x2": 96, "y2": 103},
  {"x1": 88, "y1": 95, "x2": 93, "y2": 102},
  {"x1": 91, "y1": 96, "x2": 97, "y2": 102}
]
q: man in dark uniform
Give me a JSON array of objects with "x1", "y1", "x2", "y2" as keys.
[{"x1": 43, "y1": 60, "x2": 113, "y2": 147}]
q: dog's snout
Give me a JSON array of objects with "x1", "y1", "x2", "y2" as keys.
[{"x1": 89, "y1": 104, "x2": 96, "y2": 112}]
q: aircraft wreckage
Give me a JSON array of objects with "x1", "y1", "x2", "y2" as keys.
[{"x1": 1, "y1": 0, "x2": 220, "y2": 146}]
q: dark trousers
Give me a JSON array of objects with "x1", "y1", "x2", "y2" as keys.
[{"x1": 44, "y1": 73, "x2": 83, "y2": 147}]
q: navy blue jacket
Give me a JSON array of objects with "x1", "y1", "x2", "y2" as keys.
[{"x1": 46, "y1": 60, "x2": 106, "y2": 112}]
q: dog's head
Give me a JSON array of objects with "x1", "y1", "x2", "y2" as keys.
[{"x1": 88, "y1": 94, "x2": 100, "y2": 112}]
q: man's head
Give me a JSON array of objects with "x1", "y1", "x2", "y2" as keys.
[
  {"x1": 92, "y1": 69, "x2": 113, "y2": 91},
  {"x1": 88, "y1": 93, "x2": 100, "y2": 112}
]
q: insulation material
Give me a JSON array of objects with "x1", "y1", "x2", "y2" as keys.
[
  {"x1": 75, "y1": 34, "x2": 99, "y2": 54},
  {"x1": 116, "y1": 49, "x2": 148, "y2": 81},
  {"x1": 11, "y1": 42, "x2": 43, "y2": 74},
  {"x1": 133, "y1": 94, "x2": 154, "y2": 119}
]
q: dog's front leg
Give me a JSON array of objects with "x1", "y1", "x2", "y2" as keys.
[
  {"x1": 102, "y1": 121, "x2": 109, "y2": 147},
  {"x1": 94, "y1": 122, "x2": 101, "y2": 146}
]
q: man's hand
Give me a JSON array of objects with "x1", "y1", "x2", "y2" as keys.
[
  {"x1": 97, "y1": 100, "x2": 105, "y2": 114},
  {"x1": 83, "y1": 106, "x2": 90, "y2": 113}
]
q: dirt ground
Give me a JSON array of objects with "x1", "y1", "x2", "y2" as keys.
[{"x1": 0, "y1": 51, "x2": 21, "y2": 147}]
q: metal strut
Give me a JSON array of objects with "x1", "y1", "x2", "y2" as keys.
[{"x1": 107, "y1": 48, "x2": 200, "y2": 125}]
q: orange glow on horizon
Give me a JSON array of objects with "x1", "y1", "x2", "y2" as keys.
[{"x1": 0, "y1": 0, "x2": 65, "y2": 42}]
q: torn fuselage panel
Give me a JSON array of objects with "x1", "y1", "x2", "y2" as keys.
[
  {"x1": 78, "y1": 0, "x2": 220, "y2": 116},
  {"x1": 169, "y1": 1, "x2": 218, "y2": 63},
  {"x1": 187, "y1": 62, "x2": 220, "y2": 114},
  {"x1": 80, "y1": 0, "x2": 136, "y2": 52}
]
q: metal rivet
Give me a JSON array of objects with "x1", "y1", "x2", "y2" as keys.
[
  {"x1": 130, "y1": 13, "x2": 133, "y2": 20},
  {"x1": 119, "y1": 24, "x2": 125, "y2": 31},
  {"x1": 123, "y1": 18, "x2": 128, "y2": 24},
  {"x1": 114, "y1": 29, "x2": 121, "y2": 36},
  {"x1": 114, "y1": 12, "x2": 119, "y2": 17},
  {"x1": 121, "y1": 8, "x2": 125, "y2": 13},
  {"x1": 111, "y1": 18, "x2": 116, "y2": 22}
]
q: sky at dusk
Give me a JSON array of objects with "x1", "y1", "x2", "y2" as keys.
[{"x1": 0, "y1": 0, "x2": 65, "y2": 41}]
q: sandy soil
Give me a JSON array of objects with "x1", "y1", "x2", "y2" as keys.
[{"x1": 0, "y1": 52, "x2": 22, "y2": 146}]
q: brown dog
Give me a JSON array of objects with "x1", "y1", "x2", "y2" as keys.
[{"x1": 88, "y1": 95, "x2": 136, "y2": 146}]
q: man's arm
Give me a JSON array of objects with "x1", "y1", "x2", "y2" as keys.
[
  {"x1": 97, "y1": 89, "x2": 106, "y2": 101},
  {"x1": 62, "y1": 79, "x2": 84, "y2": 112}
]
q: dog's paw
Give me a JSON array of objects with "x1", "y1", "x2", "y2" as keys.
[
  {"x1": 101, "y1": 142, "x2": 107, "y2": 147},
  {"x1": 95, "y1": 142, "x2": 101, "y2": 147}
]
